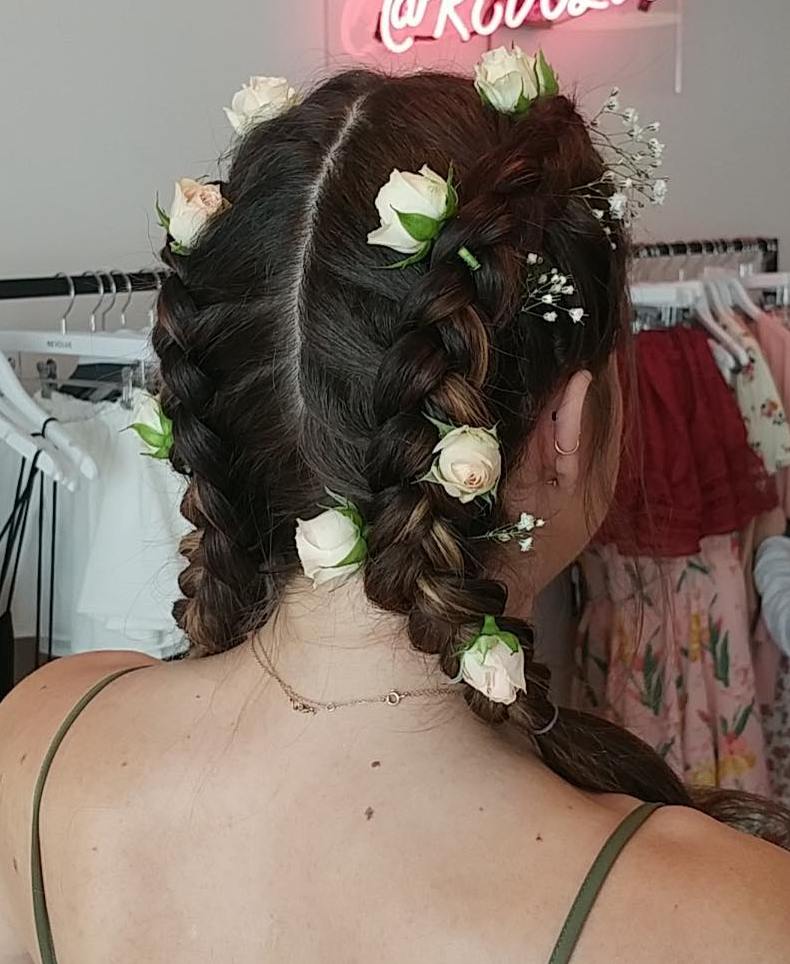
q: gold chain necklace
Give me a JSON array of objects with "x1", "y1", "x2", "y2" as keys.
[{"x1": 251, "y1": 637, "x2": 459, "y2": 715}]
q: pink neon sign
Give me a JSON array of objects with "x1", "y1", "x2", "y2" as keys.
[{"x1": 379, "y1": 0, "x2": 630, "y2": 53}]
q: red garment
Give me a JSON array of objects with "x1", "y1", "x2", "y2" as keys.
[{"x1": 598, "y1": 326, "x2": 778, "y2": 556}]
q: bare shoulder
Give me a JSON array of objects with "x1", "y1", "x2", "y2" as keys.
[
  {"x1": 0, "y1": 652, "x2": 158, "y2": 954},
  {"x1": 577, "y1": 803, "x2": 790, "y2": 963},
  {"x1": 0, "y1": 650, "x2": 163, "y2": 785}
]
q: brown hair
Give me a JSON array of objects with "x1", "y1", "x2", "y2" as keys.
[{"x1": 152, "y1": 68, "x2": 790, "y2": 846}]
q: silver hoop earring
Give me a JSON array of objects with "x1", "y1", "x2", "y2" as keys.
[{"x1": 554, "y1": 437, "x2": 580, "y2": 457}]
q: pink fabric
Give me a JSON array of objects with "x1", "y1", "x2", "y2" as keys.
[
  {"x1": 753, "y1": 310, "x2": 790, "y2": 517},
  {"x1": 574, "y1": 534, "x2": 769, "y2": 795}
]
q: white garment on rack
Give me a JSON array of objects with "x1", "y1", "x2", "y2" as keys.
[
  {"x1": 75, "y1": 390, "x2": 188, "y2": 655},
  {"x1": 1, "y1": 390, "x2": 188, "y2": 659}
]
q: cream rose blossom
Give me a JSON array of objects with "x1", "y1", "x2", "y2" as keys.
[
  {"x1": 474, "y1": 46, "x2": 558, "y2": 115},
  {"x1": 427, "y1": 425, "x2": 501, "y2": 503},
  {"x1": 129, "y1": 393, "x2": 173, "y2": 460},
  {"x1": 295, "y1": 506, "x2": 367, "y2": 588},
  {"x1": 224, "y1": 76, "x2": 299, "y2": 134},
  {"x1": 460, "y1": 616, "x2": 527, "y2": 705},
  {"x1": 367, "y1": 166, "x2": 452, "y2": 256},
  {"x1": 167, "y1": 178, "x2": 227, "y2": 251}
]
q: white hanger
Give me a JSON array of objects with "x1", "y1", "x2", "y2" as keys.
[
  {"x1": 743, "y1": 272, "x2": 790, "y2": 310},
  {"x1": 686, "y1": 282, "x2": 751, "y2": 369},
  {"x1": 631, "y1": 280, "x2": 751, "y2": 369},
  {"x1": 0, "y1": 406, "x2": 66, "y2": 487},
  {"x1": 0, "y1": 400, "x2": 81, "y2": 490},
  {"x1": 703, "y1": 267, "x2": 762, "y2": 322},
  {"x1": 0, "y1": 275, "x2": 98, "y2": 482},
  {"x1": 0, "y1": 272, "x2": 150, "y2": 362}
]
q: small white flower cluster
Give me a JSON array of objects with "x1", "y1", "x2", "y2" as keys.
[
  {"x1": 523, "y1": 255, "x2": 585, "y2": 325},
  {"x1": 477, "y1": 511, "x2": 547, "y2": 553},
  {"x1": 582, "y1": 88, "x2": 668, "y2": 241}
]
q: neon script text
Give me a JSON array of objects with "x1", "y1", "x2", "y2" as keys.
[{"x1": 379, "y1": 0, "x2": 630, "y2": 53}]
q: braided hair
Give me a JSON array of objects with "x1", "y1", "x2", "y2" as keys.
[{"x1": 152, "y1": 68, "x2": 790, "y2": 845}]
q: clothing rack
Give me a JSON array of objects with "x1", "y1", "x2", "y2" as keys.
[
  {"x1": 632, "y1": 238, "x2": 779, "y2": 272},
  {"x1": 0, "y1": 270, "x2": 165, "y2": 303}
]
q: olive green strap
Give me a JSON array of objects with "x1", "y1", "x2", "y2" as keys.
[
  {"x1": 548, "y1": 803, "x2": 663, "y2": 964},
  {"x1": 31, "y1": 666, "x2": 148, "y2": 964}
]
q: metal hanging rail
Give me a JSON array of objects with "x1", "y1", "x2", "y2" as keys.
[
  {"x1": 632, "y1": 237, "x2": 779, "y2": 272},
  {"x1": 0, "y1": 270, "x2": 166, "y2": 302}
]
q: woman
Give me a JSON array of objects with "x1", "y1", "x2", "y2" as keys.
[{"x1": 2, "y1": 54, "x2": 790, "y2": 963}]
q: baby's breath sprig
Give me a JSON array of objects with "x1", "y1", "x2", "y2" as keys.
[
  {"x1": 474, "y1": 511, "x2": 546, "y2": 553},
  {"x1": 579, "y1": 87, "x2": 668, "y2": 238},
  {"x1": 521, "y1": 256, "x2": 586, "y2": 324}
]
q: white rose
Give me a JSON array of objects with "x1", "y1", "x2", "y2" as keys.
[
  {"x1": 475, "y1": 45, "x2": 537, "y2": 114},
  {"x1": 224, "y1": 76, "x2": 299, "y2": 134},
  {"x1": 367, "y1": 166, "x2": 450, "y2": 255},
  {"x1": 474, "y1": 46, "x2": 557, "y2": 115},
  {"x1": 129, "y1": 393, "x2": 172, "y2": 459},
  {"x1": 461, "y1": 631, "x2": 526, "y2": 705},
  {"x1": 168, "y1": 178, "x2": 227, "y2": 250},
  {"x1": 133, "y1": 392, "x2": 162, "y2": 430},
  {"x1": 426, "y1": 426, "x2": 501, "y2": 504},
  {"x1": 295, "y1": 508, "x2": 366, "y2": 588}
]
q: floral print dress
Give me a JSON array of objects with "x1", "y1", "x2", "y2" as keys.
[
  {"x1": 573, "y1": 534, "x2": 769, "y2": 795},
  {"x1": 722, "y1": 313, "x2": 790, "y2": 473}
]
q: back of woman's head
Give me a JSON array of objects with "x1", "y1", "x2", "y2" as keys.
[{"x1": 152, "y1": 66, "x2": 790, "y2": 847}]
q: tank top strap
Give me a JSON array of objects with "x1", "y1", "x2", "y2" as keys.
[
  {"x1": 548, "y1": 802, "x2": 664, "y2": 964},
  {"x1": 31, "y1": 665, "x2": 149, "y2": 964}
]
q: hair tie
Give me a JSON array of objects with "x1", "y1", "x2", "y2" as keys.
[{"x1": 532, "y1": 702, "x2": 560, "y2": 737}]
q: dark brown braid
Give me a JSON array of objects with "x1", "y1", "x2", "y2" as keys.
[
  {"x1": 152, "y1": 68, "x2": 790, "y2": 846},
  {"x1": 153, "y1": 252, "x2": 274, "y2": 653}
]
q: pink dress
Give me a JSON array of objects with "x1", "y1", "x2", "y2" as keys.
[{"x1": 574, "y1": 534, "x2": 770, "y2": 795}]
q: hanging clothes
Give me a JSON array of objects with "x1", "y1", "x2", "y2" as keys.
[
  {"x1": 574, "y1": 535, "x2": 770, "y2": 795},
  {"x1": 749, "y1": 309, "x2": 790, "y2": 805},
  {"x1": 752, "y1": 310, "x2": 790, "y2": 516},
  {"x1": 597, "y1": 326, "x2": 777, "y2": 557},
  {"x1": 0, "y1": 390, "x2": 188, "y2": 659},
  {"x1": 573, "y1": 322, "x2": 777, "y2": 794},
  {"x1": 718, "y1": 312, "x2": 790, "y2": 473}
]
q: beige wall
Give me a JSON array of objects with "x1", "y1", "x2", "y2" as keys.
[{"x1": 0, "y1": 0, "x2": 788, "y2": 298}]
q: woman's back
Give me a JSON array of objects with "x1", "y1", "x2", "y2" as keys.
[{"x1": 2, "y1": 649, "x2": 790, "y2": 964}]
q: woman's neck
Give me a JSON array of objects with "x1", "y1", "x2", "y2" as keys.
[{"x1": 253, "y1": 577, "x2": 455, "y2": 706}]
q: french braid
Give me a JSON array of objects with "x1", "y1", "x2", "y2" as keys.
[{"x1": 153, "y1": 248, "x2": 273, "y2": 653}]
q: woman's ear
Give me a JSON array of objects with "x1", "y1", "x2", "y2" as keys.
[{"x1": 548, "y1": 370, "x2": 593, "y2": 491}]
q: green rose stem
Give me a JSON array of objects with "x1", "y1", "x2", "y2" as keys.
[{"x1": 458, "y1": 246, "x2": 481, "y2": 272}]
